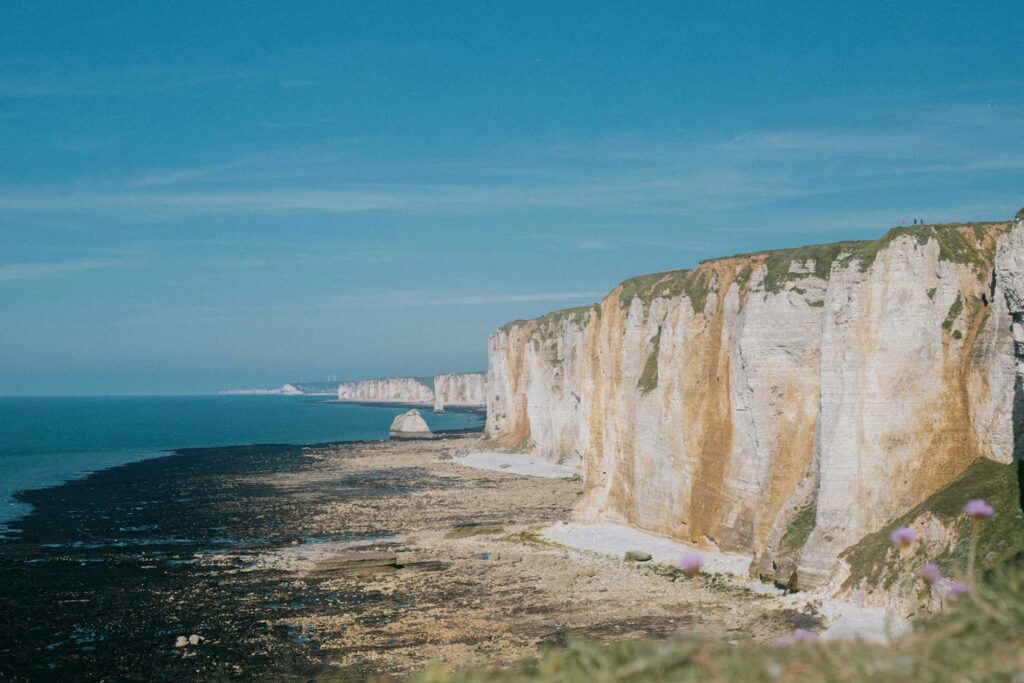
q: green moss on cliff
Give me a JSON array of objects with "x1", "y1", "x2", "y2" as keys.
[
  {"x1": 636, "y1": 326, "x2": 662, "y2": 394},
  {"x1": 841, "y1": 458, "x2": 1024, "y2": 592},
  {"x1": 942, "y1": 293, "x2": 964, "y2": 332},
  {"x1": 778, "y1": 502, "x2": 817, "y2": 560}
]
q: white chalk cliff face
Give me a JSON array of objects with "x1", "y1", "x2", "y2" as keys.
[
  {"x1": 487, "y1": 218, "x2": 1022, "y2": 588},
  {"x1": 337, "y1": 377, "x2": 435, "y2": 404},
  {"x1": 433, "y1": 372, "x2": 487, "y2": 412}
]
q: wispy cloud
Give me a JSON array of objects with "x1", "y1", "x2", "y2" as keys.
[
  {"x1": 1, "y1": 95, "x2": 1021, "y2": 227},
  {"x1": 0, "y1": 258, "x2": 128, "y2": 282}
]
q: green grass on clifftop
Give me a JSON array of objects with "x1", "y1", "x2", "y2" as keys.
[
  {"x1": 611, "y1": 222, "x2": 1009, "y2": 308},
  {"x1": 499, "y1": 305, "x2": 598, "y2": 336},
  {"x1": 617, "y1": 268, "x2": 711, "y2": 312}
]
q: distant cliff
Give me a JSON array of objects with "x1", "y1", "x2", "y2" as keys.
[
  {"x1": 433, "y1": 372, "x2": 487, "y2": 412},
  {"x1": 487, "y1": 215, "x2": 1023, "y2": 589},
  {"x1": 335, "y1": 372, "x2": 486, "y2": 411},
  {"x1": 336, "y1": 377, "x2": 435, "y2": 404}
]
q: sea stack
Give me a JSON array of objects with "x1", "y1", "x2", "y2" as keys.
[{"x1": 389, "y1": 409, "x2": 435, "y2": 440}]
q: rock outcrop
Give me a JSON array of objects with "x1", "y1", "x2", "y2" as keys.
[
  {"x1": 487, "y1": 217, "x2": 1023, "y2": 588},
  {"x1": 389, "y1": 409, "x2": 434, "y2": 440},
  {"x1": 433, "y1": 372, "x2": 487, "y2": 412},
  {"x1": 337, "y1": 377, "x2": 435, "y2": 404}
]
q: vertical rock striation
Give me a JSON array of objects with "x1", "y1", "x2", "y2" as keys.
[
  {"x1": 433, "y1": 372, "x2": 487, "y2": 412},
  {"x1": 487, "y1": 218, "x2": 1022, "y2": 587},
  {"x1": 336, "y1": 377, "x2": 435, "y2": 404}
]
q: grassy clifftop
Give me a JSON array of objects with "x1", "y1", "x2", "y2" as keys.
[
  {"x1": 610, "y1": 221, "x2": 1009, "y2": 310},
  {"x1": 498, "y1": 304, "x2": 598, "y2": 336}
]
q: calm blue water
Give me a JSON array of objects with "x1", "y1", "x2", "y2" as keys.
[{"x1": 0, "y1": 395, "x2": 483, "y2": 525}]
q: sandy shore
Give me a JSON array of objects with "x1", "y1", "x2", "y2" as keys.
[{"x1": 241, "y1": 436, "x2": 821, "y2": 676}]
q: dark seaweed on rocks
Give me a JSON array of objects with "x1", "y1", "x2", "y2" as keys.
[{"x1": 0, "y1": 442, "x2": 443, "y2": 681}]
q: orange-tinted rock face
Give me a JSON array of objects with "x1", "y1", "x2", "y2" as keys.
[{"x1": 487, "y1": 220, "x2": 1019, "y2": 587}]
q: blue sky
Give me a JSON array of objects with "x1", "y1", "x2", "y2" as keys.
[{"x1": 1, "y1": 1, "x2": 1022, "y2": 395}]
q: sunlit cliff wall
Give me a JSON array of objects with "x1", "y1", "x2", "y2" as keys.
[
  {"x1": 337, "y1": 377, "x2": 435, "y2": 404},
  {"x1": 487, "y1": 218, "x2": 1021, "y2": 587},
  {"x1": 433, "y1": 372, "x2": 486, "y2": 412}
]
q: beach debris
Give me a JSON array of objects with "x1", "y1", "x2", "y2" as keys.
[
  {"x1": 174, "y1": 634, "x2": 205, "y2": 648},
  {"x1": 312, "y1": 550, "x2": 399, "y2": 574},
  {"x1": 623, "y1": 550, "x2": 652, "y2": 562},
  {"x1": 389, "y1": 410, "x2": 435, "y2": 440}
]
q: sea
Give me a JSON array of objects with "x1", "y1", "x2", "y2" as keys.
[{"x1": 0, "y1": 395, "x2": 484, "y2": 527}]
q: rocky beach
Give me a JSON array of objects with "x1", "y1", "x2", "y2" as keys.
[{"x1": 0, "y1": 433, "x2": 814, "y2": 681}]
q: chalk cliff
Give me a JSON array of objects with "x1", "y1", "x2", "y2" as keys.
[
  {"x1": 487, "y1": 216, "x2": 1022, "y2": 588},
  {"x1": 433, "y1": 372, "x2": 487, "y2": 412},
  {"x1": 336, "y1": 377, "x2": 435, "y2": 404}
]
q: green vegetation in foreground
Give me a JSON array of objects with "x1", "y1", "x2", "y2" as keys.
[
  {"x1": 841, "y1": 458, "x2": 1024, "y2": 592},
  {"x1": 410, "y1": 560, "x2": 1024, "y2": 682},
  {"x1": 636, "y1": 326, "x2": 662, "y2": 394}
]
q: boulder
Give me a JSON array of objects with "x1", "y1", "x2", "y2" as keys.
[
  {"x1": 624, "y1": 550, "x2": 652, "y2": 562},
  {"x1": 389, "y1": 409, "x2": 435, "y2": 440}
]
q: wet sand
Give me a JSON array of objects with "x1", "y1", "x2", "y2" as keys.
[{"x1": 0, "y1": 435, "x2": 807, "y2": 681}]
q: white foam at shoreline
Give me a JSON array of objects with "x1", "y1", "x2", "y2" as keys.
[{"x1": 454, "y1": 452, "x2": 581, "y2": 478}]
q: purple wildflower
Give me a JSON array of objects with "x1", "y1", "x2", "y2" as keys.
[
  {"x1": 772, "y1": 635, "x2": 794, "y2": 647},
  {"x1": 962, "y1": 499, "x2": 994, "y2": 520},
  {"x1": 890, "y1": 526, "x2": 917, "y2": 549},
  {"x1": 920, "y1": 562, "x2": 942, "y2": 585},
  {"x1": 680, "y1": 553, "x2": 703, "y2": 577},
  {"x1": 792, "y1": 629, "x2": 819, "y2": 643},
  {"x1": 946, "y1": 581, "x2": 969, "y2": 600}
]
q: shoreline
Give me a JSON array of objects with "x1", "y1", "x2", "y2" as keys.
[
  {"x1": 0, "y1": 435, "x2": 817, "y2": 680},
  {"x1": 0, "y1": 396, "x2": 484, "y2": 532}
]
